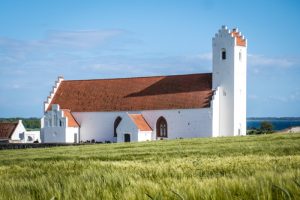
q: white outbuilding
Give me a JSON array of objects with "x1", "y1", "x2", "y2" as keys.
[
  {"x1": 0, "y1": 120, "x2": 40, "y2": 143},
  {"x1": 41, "y1": 26, "x2": 247, "y2": 143}
]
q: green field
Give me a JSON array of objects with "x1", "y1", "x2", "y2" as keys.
[{"x1": 0, "y1": 133, "x2": 299, "y2": 200}]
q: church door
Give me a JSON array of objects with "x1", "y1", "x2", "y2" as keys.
[{"x1": 124, "y1": 134, "x2": 131, "y2": 142}]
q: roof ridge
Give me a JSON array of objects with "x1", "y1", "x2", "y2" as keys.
[{"x1": 63, "y1": 73, "x2": 212, "y2": 82}]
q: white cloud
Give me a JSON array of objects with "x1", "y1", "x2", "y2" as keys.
[
  {"x1": 248, "y1": 54, "x2": 295, "y2": 68},
  {"x1": 0, "y1": 29, "x2": 125, "y2": 56},
  {"x1": 80, "y1": 53, "x2": 212, "y2": 77},
  {"x1": 39, "y1": 30, "x2": 124, "y2": 49},
  {"x1": 191, "y1": 52, "x2": 212, "y2": 61}
]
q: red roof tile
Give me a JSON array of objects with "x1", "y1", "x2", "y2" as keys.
[
  {"x1": 62, "y1": 109, "x2": 80, "y2": 127},
  {"x1": 48, "y1": 73, "x2": 213, "y2": 112},
  {"x1": 128, "y1": 114, "x2": 152, "y2": 131},
  {"x1": 0, "y1": 122, "x2": 18, "y2": 139}
]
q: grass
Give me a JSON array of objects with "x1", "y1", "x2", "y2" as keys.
[{"x1": 0, "y1": 133, "x2": 300, "y2": 200}]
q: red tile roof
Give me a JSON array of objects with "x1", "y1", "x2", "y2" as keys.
[
  {"x1": 48, "y1": 73, "x2": 213, "y2": 112},
  {"x1": 62, "y1": 109, "x2": 80, "y2": 127},
  {"x1": 0, "y1": 122, "x2": 18, "y2": 140},
  {"x1": 231, "y1": 29, "x2": 246, "y2": 46},
  {"x1": 128, "y1": 114, "x2": 152, "y2": 131}
]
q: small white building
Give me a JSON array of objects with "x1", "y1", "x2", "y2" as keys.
[
  {"x1": 0, "y1": 120, "x2": 40, "y2": 143},
  {"x1": 41, "y1": 26, "x2": 247, "y2": 143},
  {"x1": 117, "y1": 113, "x2": 152, "y2": 142},
  {"x1": 41, "y1": 104, "x2": 80, "y2": 143}
]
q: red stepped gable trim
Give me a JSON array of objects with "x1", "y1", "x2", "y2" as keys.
[{"x1": 231, "y1": 29, "x2": 246, "y2": 46}]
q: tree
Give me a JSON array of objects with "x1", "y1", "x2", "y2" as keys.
[{"x1": 260, "y1": 121, "x2": 273, "y2": 134}]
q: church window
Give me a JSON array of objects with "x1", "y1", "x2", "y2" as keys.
[
  {"x1": 221, "y1": 48, "x2": 226, "y2": 60},
  {"x1": 60, "y1": 120, "x2": 63, "y2": 127},
  {"x1": 156, "y1": 117, "x2": 168, "y2": 138},
  {"x1": 114, "y1": 116, "x2": 122, "y2": 137},
  {"x1": 239, "y1": 51, "x2": 242, "y2": 61}
]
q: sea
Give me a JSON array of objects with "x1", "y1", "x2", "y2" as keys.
[{"x1": 247, "y1": 118, "x2": 300, "y2": 131}]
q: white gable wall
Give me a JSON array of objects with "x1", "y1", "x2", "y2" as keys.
[
  {"x1": 41, "y1": 105, "x2": 79, "y2": 143},
  {"x1": 116, "y1": 114, "x2": 138, "y2": 142},
  {"x1": 116, "y1": 113, "x2": 153, "y2": 142},
  {"x1": 10, "y1": 120, "x2": 27, "y2": 141}
]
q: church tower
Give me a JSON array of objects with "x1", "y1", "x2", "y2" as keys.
[{"x1": 212, "y1": 26, "x2": 247, "y2": 136}]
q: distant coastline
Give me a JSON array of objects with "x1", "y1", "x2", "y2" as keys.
[
  {"x1": 247, "y1": 117, "x2": 300, "y2": 120},
  {"x1": 247, "y1": 117, "x2": 300, "y2": 130}
]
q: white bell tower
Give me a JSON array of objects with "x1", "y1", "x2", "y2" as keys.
[{"x1": 212, "y1": 25, "x2": 247, "y2": 136}]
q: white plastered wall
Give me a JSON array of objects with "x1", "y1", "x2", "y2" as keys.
[
  {"x1": 138, "y1": 131, "x2": 152, "y2": 141},
  {"x1": 73, "y1": 108, "x2": 212, "y2": 143},
  {"x1": 142, "y1": 108, "x2": 212, "y2": 139},
  {"x1": 234, "y1": 44, "x2": 247, "y2": 135},
  {"x1": 24, "y1": 131, "x2": 40, "y2": 143},
  {"x1": 211, "y1": 87, "x2": 220, "y2": 137}
]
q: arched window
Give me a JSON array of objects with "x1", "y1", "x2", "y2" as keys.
[
  {"x1": 221, "y1": 48, "x2": 226, "y2": 60},
  {"x1": 156, "y1": 117, "x2": 168, "y2": 138},
  {"x1": 114, "y1": 116, "x2": 122, "y2": 137}
]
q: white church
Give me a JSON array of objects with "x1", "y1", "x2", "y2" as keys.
[{"x1": 41, "y1": 26, "x2": 247, "y2": 143}]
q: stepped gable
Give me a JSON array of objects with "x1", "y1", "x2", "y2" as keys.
[
  {"x1": 231, "y1": 28, "x2": 246, "y2": 46},
  {"x1": 47, "y1": 73, "x2": 213, "y2": 112}
]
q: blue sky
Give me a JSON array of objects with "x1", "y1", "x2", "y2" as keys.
[{"x1": 0, "y1": 0, "x2": 299, "y2": 117}]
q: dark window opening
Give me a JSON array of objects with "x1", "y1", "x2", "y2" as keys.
[
  {"x1": 114, "y1": 116, "x2": 122, "y2": 137},
  {"x1": 156, "y1": 116, "x2": 168, "y2": 138},
  {"x1": 221, "y1": 49, "x2": 226, "y2": 60},
  {"x1": 124, "y1": 134, "x2": 130, "y2": 142}
]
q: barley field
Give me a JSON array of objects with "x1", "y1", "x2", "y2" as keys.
[{"x1": 0, "y1": 133, "x2": 299, "y2": 200}]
